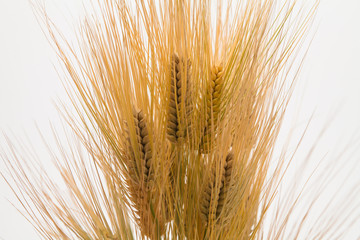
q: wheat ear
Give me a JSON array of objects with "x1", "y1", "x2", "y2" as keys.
[
  {"x1": 200, "y1": 151, "x2": 234, "y2": 226},
  {"x1": 125, "y1": 109, "x2": 164, "y2": 237},
  {"x1": 167, "y1": 53, "x2": 192, "y2": 144},
  {"x1": 201, "y1": 65, "x2": 224, "y2": 152},
  {"x1": 126, "y1": 109, "x2": 152, "y2": 182}
]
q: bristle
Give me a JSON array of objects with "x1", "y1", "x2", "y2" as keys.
[
  {"x1": 200, "y1": 151, "x2": 234, "y2": 225},
  {"x1": 167, "y1": 53, "x2": 192, "y2": 144},
  {"x1": 201, "y1": 65, "x2": 224, "y2": 152}
]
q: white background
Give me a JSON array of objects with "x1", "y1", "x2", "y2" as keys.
[{"x1": 0, "y1": 0, "x2": 360, "y2": 239}]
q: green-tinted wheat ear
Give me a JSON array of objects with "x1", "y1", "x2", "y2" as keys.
[
  {"x1": 200, "y1": 151, "x2": 233, "y2": 226},
  {"x1": 200, "y1": 65, "x2": 224, "y2": 152},
  {"x1": 167, "y1": 53, "x2": 192, "y2": 144}
]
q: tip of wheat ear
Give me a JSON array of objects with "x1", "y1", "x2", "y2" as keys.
[
  {"x1": 200, "y1": 151, "x2": 234, "y2": 225},
  {"x1": 167, "y1": 53, "x2": 192, "y2": 144}
]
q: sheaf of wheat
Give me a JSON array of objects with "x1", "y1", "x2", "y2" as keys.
[{"x1": 2, "y1": 0, "x2": 359, "y2": 240}]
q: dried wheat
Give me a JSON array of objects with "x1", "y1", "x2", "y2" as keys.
[
  {"x1": 125, "y1": 109, "x2": 164, "y2": 237},
  {"x1": 200, "y1": 151, "x2": 233, "y2": 226},
  {"x1": 201, "y1": 65, "x2": 224, "y2": 152},
  {"x1": 167, "y1": 53, "x2": 192, "y2": 144}
]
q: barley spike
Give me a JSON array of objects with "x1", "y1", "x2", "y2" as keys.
[
  {"x1": 167, "y1": 53, "x2": 192, "y2": 144},
  {"x1": 201, "y1": 65, "x2": 224, "y2": 152},
  {"x1": 200, "y1": 151, "x2": 234, "y2": 226},
  {"x1": 125, "y1": 108, "x2": 165, "y2": 237}
]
